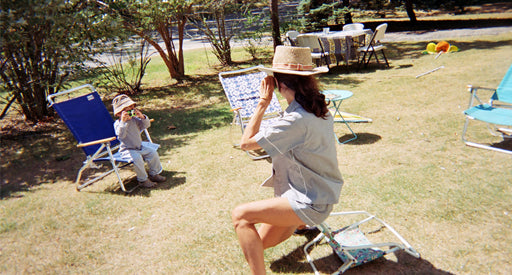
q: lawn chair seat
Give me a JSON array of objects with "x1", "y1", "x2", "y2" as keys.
[
  {"x1": 462, "y1": 64, "x2": 512, "y2": 154},
  {"x1": 219, "y1": 66, "x2": 283, "y2": 160},
  {"x1": 48, "y1": 84, "x2": 159, "y2": 192},
  {"x1": 304, "y1": 211, "x2": 420, "y2": 274}
]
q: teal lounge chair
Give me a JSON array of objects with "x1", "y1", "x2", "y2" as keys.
[{"x1": 462, "y1": 64, "x2": 512, "y2": 154}]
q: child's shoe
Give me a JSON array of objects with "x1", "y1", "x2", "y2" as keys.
[
  {"x1": 149, "y1": 174, "x2": 166, "y2": 182},
  {"x1": 139, "y1": 179, "x2": 157, "y2": 188}
]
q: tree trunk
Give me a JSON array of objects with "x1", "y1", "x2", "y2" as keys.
[
  {"x1": 128, "y1": 23, "x2": 185, "y2": 81},
  {"x1": 270, "y1": 0, "x2": 282, "y2": 49},
  {"x1": 405, "y1": 0, "x2": 417, "y2": 23},
  {"x1": 342, "y1": 0, "x2": 353, "y2": 24}
]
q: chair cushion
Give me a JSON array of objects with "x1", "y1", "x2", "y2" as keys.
[{"x1": 327, "y1": 227, "x2": 385, "y2": 267}]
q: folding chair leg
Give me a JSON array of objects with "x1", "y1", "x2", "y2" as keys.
[
  {"x1": 462, "y1": 117, "x2": 512, "y2": 155},
  {"x1": 381, "y1": 50, "x2": 389, "y2": 67},
  {"x1": 105, "y1": 143, "x2": 139, "y2": 193},
  {"x1": 373, "y1": 51, "x2": 380, "y2": 65},
  {"x1": 304, "y1": 231, "x2": 326, "y2": 275},
  {"x1": 76, "y1": 143, "x2": 139, "y2": 192},
  {"x1": 357, "y1": 52, "x2": 368, "y2": 70},
  {"x1": 334, "y1": 120, "x2": 357, "y2": 144}
]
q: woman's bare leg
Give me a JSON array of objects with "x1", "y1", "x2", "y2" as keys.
[{"x1": 232, "y1": 197, "x2": 304, "y2": 275}]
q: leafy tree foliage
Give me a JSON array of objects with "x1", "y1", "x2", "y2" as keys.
[
  {"x1": 297, "y1": 0, "x2": 354, "y2": 31},
  {"x1": 0, "y1": 0, "x2": 117, "y2": 122}
]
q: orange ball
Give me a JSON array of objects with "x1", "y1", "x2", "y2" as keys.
[{"x1": 435, "y1": 41, "x2": 450, "y2": 52}]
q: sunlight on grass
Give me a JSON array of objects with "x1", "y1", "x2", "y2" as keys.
[{"x1": 1, "y1": 20, "x2": 512, "y2": 275}]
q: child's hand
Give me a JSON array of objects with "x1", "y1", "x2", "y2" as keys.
[
  {"x1": 133, "y1": 108, "x2": 145, "y2": 119},
  {"x1": 120, "y1": 110, "x2": 132, "y2": 122}
]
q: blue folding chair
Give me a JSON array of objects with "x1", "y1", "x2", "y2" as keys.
[
  {"x1": 48, "y1": 84, "x2": 159, "y2": 192},
  {"x1": 219, "y1": 66, "x2": 283, "y2": 160},
  {"x1": 462, "y1": 64, "x2": 512, "y2": 154}
]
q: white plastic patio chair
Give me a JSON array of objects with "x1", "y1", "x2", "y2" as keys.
[{"x1": 357, "y1": 23, "x2": 389, "y2": 68}]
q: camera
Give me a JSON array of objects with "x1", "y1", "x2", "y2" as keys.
[{"x1": 127, "y1": 110, "x2": 136, "y2": 117}]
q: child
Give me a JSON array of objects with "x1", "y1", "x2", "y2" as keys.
[{"x1": 112, "y1": 94, "x2": 166, "y2": 187}]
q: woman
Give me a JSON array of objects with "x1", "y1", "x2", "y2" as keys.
[{"x1": 231, "y1": 46, "x2": 344, "y2": 274}]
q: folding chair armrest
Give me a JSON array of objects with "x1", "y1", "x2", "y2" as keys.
[
  {"x1": 230, "y1": 107, "x2": 242, "y2": 113},
  {"x1": 466, "y1": 84, "x2": 496, "y2": 92},
  {"x1": 466, "y1": 85, "x2": 497, "y2": 107},
  {"x1": 77, "y1": 137, "x2": 117, "y2": 148}
]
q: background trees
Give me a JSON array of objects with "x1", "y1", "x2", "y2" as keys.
[
  {"x1": 0, "y1": 0, "x2": 116, "y2": 122},
  {"x1": 1, "y1": 0, "x2": 498, "y2": 123},
  {"x1": 297, "y1": 0, "x2": 354, "y2": 32}
]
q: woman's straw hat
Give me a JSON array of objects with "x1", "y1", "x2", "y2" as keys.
[
  {"x1": 258, "y1": 46, "x2": 329, "y2": 76},
  {"x1": 112, "y1": 95, "x2": 136, "y2": 116}
]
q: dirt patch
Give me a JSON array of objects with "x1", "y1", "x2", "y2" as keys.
[{"x1": 1, "y1": 115, "x2": 83, "y2": 197}]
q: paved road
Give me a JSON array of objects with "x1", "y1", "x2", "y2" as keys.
[{"x1": 180, "y1": 26, "x2": 512, "y2": 51}]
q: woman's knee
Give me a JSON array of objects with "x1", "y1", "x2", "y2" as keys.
[{"x1": 231, "y1": 204, "x2": 251, "y2": 228}]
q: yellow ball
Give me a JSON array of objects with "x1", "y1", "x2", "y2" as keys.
[
  {"x1": 449, "y1": 45, "x2": 459, "y2": 52},
  {"x1": 426, "y1": 42, "x2": 436, "y2": 53}
]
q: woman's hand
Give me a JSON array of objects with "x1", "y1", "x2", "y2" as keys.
[{"x1": 259, "y1": 76, "x2": 275, "y2": 106}]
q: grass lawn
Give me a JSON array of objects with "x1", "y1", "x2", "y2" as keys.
[{"x1": 1, "y1": 21, "x2": 512, "y2": 275}]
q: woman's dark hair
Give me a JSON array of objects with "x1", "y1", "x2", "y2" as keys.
[{"x1": 274, "y1": 73, "x2": 329, "y2": 119}]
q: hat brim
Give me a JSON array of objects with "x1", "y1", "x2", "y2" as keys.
[{"x1": 258, "y1": 66, "x2": 329, "y2": 76}]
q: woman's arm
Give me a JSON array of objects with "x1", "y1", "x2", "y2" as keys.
[{"x1": 240, "y1": 75, "x2": 275, "y2": 151}]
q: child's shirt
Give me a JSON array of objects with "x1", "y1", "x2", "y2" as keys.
[{"x1": 114, "y1": 116, "x2": 151, "y2": 152}]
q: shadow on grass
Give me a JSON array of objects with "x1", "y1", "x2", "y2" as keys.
[
  {"x1": 492, "y1": 138, "x2": 512, "y2": 152},
  {"x1": 105, "y1": 171, "x2": 187, "y2": 197},
  {"x1": 1, "y1": 120, "x2": 84, "y2": 199},
  {"x1": 271, "y1": 238, "x2": 454, "y2": 274},
  {"x1": 337, "y1": 133, "x2": 382, "y2": 145},
  {"x1": 0, "y1": 103, "x2": 230, "y2": 199}
]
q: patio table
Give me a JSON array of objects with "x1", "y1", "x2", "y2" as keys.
[{"x1": 317, "y1": 29, "x2": 372, "y2": 66}]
